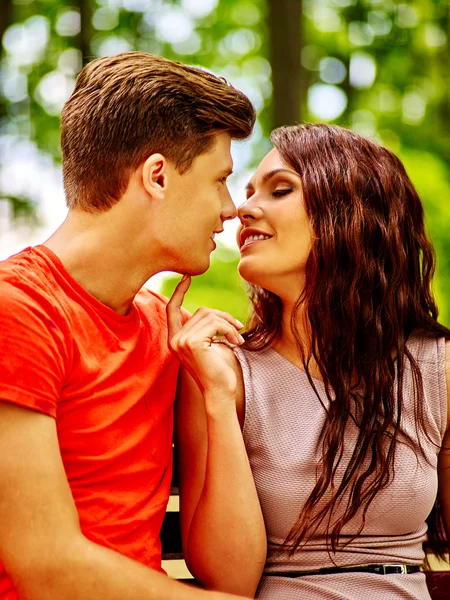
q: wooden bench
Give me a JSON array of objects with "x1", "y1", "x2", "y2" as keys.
[
  {"x1": 161, "y1": 452, "x2": 450, "y2": 597},
  {"x1": 423, "y1": 554, "x2": 450, "y2": 600}
]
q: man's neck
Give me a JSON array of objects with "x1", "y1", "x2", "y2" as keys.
[{"x1": 43, "y1": 210, "x2": 159, "y2": 315}]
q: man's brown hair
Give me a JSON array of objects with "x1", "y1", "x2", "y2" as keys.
[{"x1": 61, "y1": 52, "x2": 256, "y2": 212}]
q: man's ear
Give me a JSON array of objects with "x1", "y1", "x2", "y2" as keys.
[{"x1": 142, "y1": 153, "x2": 168, "y2": 199}]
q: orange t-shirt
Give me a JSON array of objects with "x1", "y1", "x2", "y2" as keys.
[{"x1": 0, "y1": 246, "x2": 181, "y2": 599}]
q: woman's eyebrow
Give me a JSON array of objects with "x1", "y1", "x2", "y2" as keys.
[{"x1": 245, "y1": 168, "x2": 298, "y2": 191}]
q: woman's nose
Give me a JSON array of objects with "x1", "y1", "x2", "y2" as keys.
[{"x1": 237, "y1": 198, "x2": 263, "y2": 222}]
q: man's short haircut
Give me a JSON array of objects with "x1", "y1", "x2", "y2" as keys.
[{"x1": 61, "y1": 52, "x2": 256, "y2": 212}]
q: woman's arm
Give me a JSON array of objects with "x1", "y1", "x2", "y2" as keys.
[
  {"x1": 175, "y1": 362, "x2": 265, "y2": 597},
  {"x1": 167, "y1": 278, "x2": 266, "y2": 598},
  {"x1": 437, "y1": 339, "x2": 450, "y2": 540}
]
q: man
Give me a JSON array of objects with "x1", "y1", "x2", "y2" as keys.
[{"x1": 0, "y1": 52, "x2": 257, "y2": 599}]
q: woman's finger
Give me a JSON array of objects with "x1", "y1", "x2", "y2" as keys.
[
  {"x1": 166, "y1": 275, "x2": 191, "y2": 339},
  {"x1": 175, "y1": 314, "x2": 245, "y2": 350},
  {"x1": 174, "y1": 306, "x2": 244, "y2": 337}
]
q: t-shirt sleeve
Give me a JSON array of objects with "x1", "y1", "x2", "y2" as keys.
[{"x1": 0, "y1": 281, "x2": 67, "y2": 417}]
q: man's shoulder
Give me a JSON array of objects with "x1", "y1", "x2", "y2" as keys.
[
  {"x1": 0, "y1": 255, "x2": 36, "y2": 310},
  {"x1": 0, "y1": 249, "x2": 70, "y2": 345},
  {"x1": 1, "y1": 246, "x2": 52, "y2": 288},
  {"x1": 0, "y1": 247, "x2": 30, "y2": 282},
  {"x1": 0, "y1": 248, "x2": 56, "y2": 311}
]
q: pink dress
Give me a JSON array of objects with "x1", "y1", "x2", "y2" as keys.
[{"x1": 235, "y1": 332, "x2": 446, "y2": 599}]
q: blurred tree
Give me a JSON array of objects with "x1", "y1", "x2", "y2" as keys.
[
  {"x1": 74, "y1": 0, "x2": 93, "y2": 65},
  {"x1": 268, "y1": 0, "x2": 303, "y2": 127},
  {"x1": 0, "y1": 0, "x2": 13, "y2": 145},
  {"x1": 0, "y1": 0, "x2": 38, "y2": 217},
  {"x1": 401, "y1": 148, "x2": 450, "y2": 325},
  {"x1": 0, "y1": 0, "x2": 13, "y2": 80}
]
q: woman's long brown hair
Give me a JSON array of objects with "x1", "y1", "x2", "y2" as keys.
[{"x1": 244, "y1": 123, "x2": 449, "y2": 559}]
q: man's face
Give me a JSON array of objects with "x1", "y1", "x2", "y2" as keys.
[{"x1": 157, "y1": 133, "x2": 236, "y2": 275}]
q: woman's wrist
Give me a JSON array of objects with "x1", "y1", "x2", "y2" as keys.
[{"x1": 202, "y1": 390, "x2": 239, "y2": 420}]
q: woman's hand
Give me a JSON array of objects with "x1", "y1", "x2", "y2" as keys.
[{"x1": 166, "y1": 276, "x2": 245, "y2": 402}]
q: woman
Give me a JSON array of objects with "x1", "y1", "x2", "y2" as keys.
[{"x1": 167, "y1": 124, "x2": 450, "y2": 599}]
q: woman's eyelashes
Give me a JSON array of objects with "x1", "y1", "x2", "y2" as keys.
[
  {"x1": 244, "y1": 186, "x2": 295, "y2": 201},
  {"x1": 271, "y1": 188, "x2": 294, "y2": 198}
]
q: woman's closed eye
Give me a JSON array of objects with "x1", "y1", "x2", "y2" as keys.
[{"x1": 272, "y1": 188, "x2": 294, "y2": 198}]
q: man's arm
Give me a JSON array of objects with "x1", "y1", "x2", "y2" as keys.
[{"x1": 0, "y1": 401, "x2": 247, "y2": 600}]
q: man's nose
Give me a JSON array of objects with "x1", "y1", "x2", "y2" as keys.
[{"x1": 221, "y1": 186, "x2": 237, "y2": 221}]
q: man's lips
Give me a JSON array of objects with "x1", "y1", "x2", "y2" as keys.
[{"x1": 210, "y1": 229, "x2": 223, "y2": 249}]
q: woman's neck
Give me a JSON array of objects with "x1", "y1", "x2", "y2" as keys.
[{"x1": 271, "y1": 302, "x2": 323, "y2": 381}]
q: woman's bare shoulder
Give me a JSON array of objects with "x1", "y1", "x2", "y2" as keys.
[{"x1": 444, "y1": 339, "x2": 450, "y2": 432}]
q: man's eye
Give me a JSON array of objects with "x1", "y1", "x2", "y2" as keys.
[{"x1": 272, "y1": 188, "x2": 293, "y2": 198}]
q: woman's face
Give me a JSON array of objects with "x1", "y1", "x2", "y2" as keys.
[{"x1": 236, "y1": 148, "x2": 313, "y2": 299}]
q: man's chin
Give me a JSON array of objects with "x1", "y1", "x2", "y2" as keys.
[{"x1": 182, "y1": 257, "x2": 211, "y2": 277}]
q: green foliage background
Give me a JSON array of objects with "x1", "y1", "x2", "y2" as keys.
[{"x1": 1, "y1": 0, "x2": 449, "y2": 324}]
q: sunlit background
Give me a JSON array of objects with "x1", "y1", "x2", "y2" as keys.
[{"x1": 1, "y1": 0, "x2": 449, "y2": 324}]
